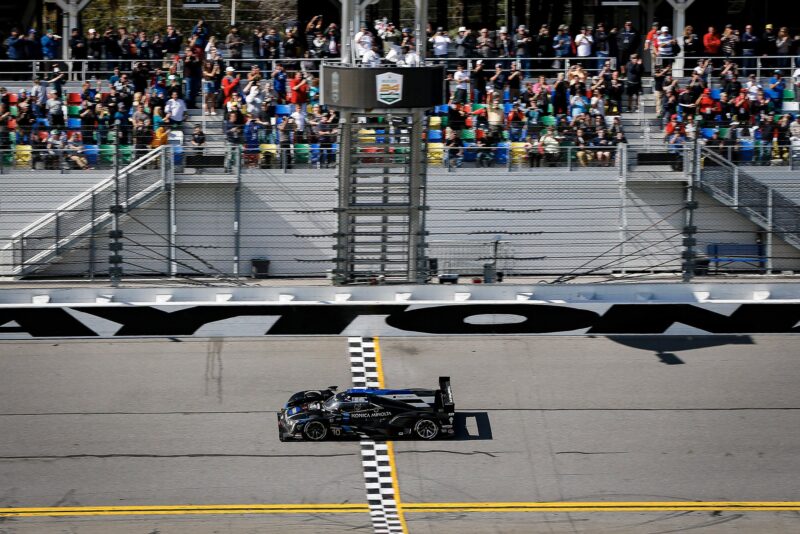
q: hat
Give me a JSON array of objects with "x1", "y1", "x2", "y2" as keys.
[
  {"x1": 88, "y1": 28, "x2": 96, "y2": 33},
  {"x1": 703, "y1": 88, "x2": 711, "y2": 94},
  {"x1": 660, "y1": 26, "x2": 669, "y2": 33},
  {"x1": 28, "y1": 29, "x2": 36, "y2": 34},
  {"x1": 774, "y1": 69, "x2": 782, "y2": 74},
  {"x1": 765, "y1": 24, "x2": 773, "y2": 30},
  {"x1": 436, "y1": 26, "x2": 444, "y2": 32},
  {"x1": 475, "y1": 59, "x2": 483, "y2": 65},
  {"x1": 167, "y1": 74, "x2": 176, "y2": 80},
  {"x1": 518, "y1": 25, "x2": 526, "y2": 30},
  {"x1": 458, "y1": 26, "x2": 467, "y2": 32},
  {"x1": 651, "y1": 22, "x2": 659, "y2": 27},
  {"x1": 225, "y1": 66, "x2": 235, "y2": 72},
  {"x1": 53, "y1": 67, "x2": 59, "y2": 72},
  {"x1": 500, "y1": 26, "x2": 508, "y2": 33},
  {"x1": 50, "y1": 130, "x2": 59, "y2": 135}
]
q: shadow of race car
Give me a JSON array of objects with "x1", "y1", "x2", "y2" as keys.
[{"x1": 278, "y1": 377, "x2": 455, "y2": 441}]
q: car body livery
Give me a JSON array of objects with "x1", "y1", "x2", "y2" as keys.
[{"x1": 278, "y1": 377, "x2": 455, "y2": 441}]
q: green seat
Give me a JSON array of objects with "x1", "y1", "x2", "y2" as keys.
[
  {"x1": 718, "y1": 127, "x2": 730, "y2": 139},
  {"x1": 547, "y1": 103, "x2": 554, "y2": 114},
  {"x1": 99, "y1": 145, "x2": 115, "y2": 164},
  {"x1": 294, "y1": 144, "x2": 310, "y2": 163},
  {"x1": 119, "y1": 144, "x2": 133, "y2": 164},
  {"x1": 783, "y1": 90, "x2": 795, "y2": 102},
  {"x1": 540, "y1": 115, "x2": 557, "y2": 127},
  {"x1": 440, "y1": 116, "x2": 448, "y2": 128},
  {"x1": 471, "y1": 103, "x2": 486, "y2": 112},
  {"x1": 9, "y1": 105, "x2": 18, "y2": 117},
  {"x1": 461, "y1": 128, "x2": 476, "y2": 140},
  {"x1": 67, "y1": 105, "x2": 81, "y2": 116}
]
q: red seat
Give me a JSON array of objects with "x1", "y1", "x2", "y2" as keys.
[
  {"x1": 7, "y1": 93, "x2": 18, "y2": 104},
  {"x1": 67, "y1": 92, "x2": 82, "y2": 104}
]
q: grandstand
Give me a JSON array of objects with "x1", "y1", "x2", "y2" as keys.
[{"x1": 0, "y1": 1, "x2": 799, "y2": 282}]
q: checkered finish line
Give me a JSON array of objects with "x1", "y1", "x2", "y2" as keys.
[{"x1": 348, "y1": 337, "x2": 406, "y2": 534}]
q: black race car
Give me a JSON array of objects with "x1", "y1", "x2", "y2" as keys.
[{"x1": 278, "y1": 377, "x2": 455, "y2": 441}]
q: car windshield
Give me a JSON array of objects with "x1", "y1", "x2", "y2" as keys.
[{"x1": 323, "y1": 391, "x2": 349, "y2": 410}]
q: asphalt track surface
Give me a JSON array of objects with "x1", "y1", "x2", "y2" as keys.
[{"x1": 1, "y1": 335, "x2": 800, "y2": 533}]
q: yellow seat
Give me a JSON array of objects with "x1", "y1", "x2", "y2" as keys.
[
  {"x1": 358, "y1": 128, "x2": 376, "y2": 143},
  {"x1": 511, "y1": 142, "x2": 527, "y2": 164},
  {"x1": 259, "y1": 143, "x2": 278, "y2": 155},
  {"x1": 14, "y1": 145, "x2": 32, "y2": 167},
  {"x1": 429, "y1": 116, "x2": 441, "y2": 129},
  {"x1": 427, "y1": 142, "x2": 444, "y2": 164}
]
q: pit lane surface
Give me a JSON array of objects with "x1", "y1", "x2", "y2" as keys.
[{"x1": 1, "y1": 335, "x2": 800, "y2": 533}]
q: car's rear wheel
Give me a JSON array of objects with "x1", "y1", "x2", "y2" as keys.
[
  {"x1": 412, "y1": 418, "x2": 439, "y2": 440},
  {"x1": 302, "y1": 420, "x2": 328, "y2": 441}
]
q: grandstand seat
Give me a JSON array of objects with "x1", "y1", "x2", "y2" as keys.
[
  {"x1": 99, "y1": 145, "x2": 115, "y2": 165},
  {"x1": 494, "y1": 142, "x2": 510, "y2": 164},
  {"x1": 172, "y1": 144, "x2": 184, "y2": 165},
  {"x1": 783, "y1": 90, "x2": 795, "y2": 102},
  {"x1": 540, "y1": 115, "x2": 556, "y2": 127},
  {"x1": 310, "y1": 143, "x2": 321, "y2": 163},
  {"x1": 84, "y1": 145, "x2": 99, "y2": 165},
  {"x1": 67, "y1": 93, "x2": 82, "y2": 105},
  {"x1": 462, "y1": 141, "x2": 477, "y2": 162},
  {"x1": 9, "y1": 105, "x2": 18, "y2": 117},
  {"x1": 461, "y1": 129, "x2": 476, "y2": 141},
  {"x1": 294, "y1": 143, "x2": 311, "y2": 163},
  {"x1": 428, "y1": 129, "x2": 443, "y2": 142},
  {"x1": 14, "y1": 145, "x2": 32, "y2": 167},
  {"x1": 440, "y1": 116, "x2": 448, "y2": 128},
  {"x1": 783, "y1": 101, "x2": 800, "y2": 113},
  {"x1": 119, "y1": 144, "x2": 134, "y2": 164},
  {"x1": 511, "y1": 142, "x2": 527, "y2": 164},
  {"x1": 434, "y1": 104, "x2": 449, "y2": 114},
  {"x1": 738, "y1": 139, "x2": 755, "y2": 162},
  {"x1": 67, "y1": 105, "x2": 81, "y2": 117},
  {"x1": 429, "y1": 116, "x2": 442, "y2": 129},
  {"x1": 67, "y1": 118, "x2": 81, "y2": 130},
  {"x1": 503, "y1": 89, "x2": 510, "y2": 102},
  {"x1": 504, "y1": 103, "x2": 514, "y2": 114},
  {"x1": 701, "y1": 127, "x2": 716, "y2": 139},
  {"x1": 718, "y1": 127, "x2": 730, "y2": 139},
  {"x1": 710, "y1": 89, "x2": 721, "y2": 100},
  {"x1": 358, "y1": 128, "x2": 376, "y2": 143},
  {"x1": 168, "y1": 130, "x2": 184, "y2": 145},
  {"x1": 35, "y1": 118, "x2": 50, "y2": 128},
  {"x1": 375, "y1": 129, "x2": 386, "y2": 143},
  {"x1": 471, "y1": 103, "x2": 486, "y2": 112},
  {"x1": 275, "y1": 104, "x2": 292, "y2": 116},
  {"x1": 7, "y1": 93, "x2": 18, "y2": 104},
  {"x1": 427, "y1": 142, "x2": 444, "y2": 165}
]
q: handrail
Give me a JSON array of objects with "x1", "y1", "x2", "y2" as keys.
[{"x1": 6, "y1": 146, "x2": 168, "y2": 242}]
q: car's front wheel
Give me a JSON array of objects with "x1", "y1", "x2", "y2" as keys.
[
  {"x1": 412, "y1": 418, "x2": 439, "y2": 440},
  {"x1": 302, "y1": 420, "x2": 328, "y2": 441}
]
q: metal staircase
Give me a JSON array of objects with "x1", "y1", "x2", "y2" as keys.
[
  {"x1": 698, "y1": 148, "x2": 800, "y2": 259},
  {"x1": 0, "y1": 146, "x2": 173, "y2": 277},
  {"x1": 334, "y1": 112, "x2": 428, "y2": 284}
]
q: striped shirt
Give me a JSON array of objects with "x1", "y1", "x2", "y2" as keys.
[{"x1": 657, "y1": 33, "x2": 674, "y2": 56}]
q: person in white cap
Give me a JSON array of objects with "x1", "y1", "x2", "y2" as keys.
[
  {"x1": 429, "y1": 26, "x2": 451, "y2": 60},
  {"x1": 656, "y1": 26, "x2": 676, "y2": 67},
  {"x1": 455, "y1": 26, "x2": 475, "y2": 58}
]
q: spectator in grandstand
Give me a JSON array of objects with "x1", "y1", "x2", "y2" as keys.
[
  {"x1": 507, "y1": 102, "x2": 526, "y2": 141},
  {"x1": 656, "y1": 26, "x2": 677, "y2": 67},
  {"x1": 775, "y1": 27, "x2": 792, "y2": 69},
  {"x1": 617, "y1": 21, "x2": 640, "y2": 68},
  {"x1": 720, "y1": 61, "x2": 739, "y2": 86},
  {"x1": 575, "y1": 26, "x2": 594, "y2": 61},
  {"x1": 514, "y1": 25, "x2": 532, "y2": 75},
  {"x1": 65, "y1": 132, "x2": 90, "y2": 169},
  {"x1": 3, "y1": 28, "x2": 23, "y2": 61},
  {"x1": 399, "y1": 45, "x2": 420, "y2": 67},
  {"x1": 45, "y1": 90, "x2": 64, "y2": 127},
  {"x1": 451, "y1": 63, "x2": 470, "y2": 105},
  {"x1": 444, "y1": 129, "x2": 463, "y2": 168},
  {"x1": 354, "y1": 24, "x2": 373, "y2": 59},
  {"x1": 164, "y1": 91, "x2": 186, "y2": 126},
  {"x1": 23, "y1": 29, "x2": 42, "y2": 60},
  {"x1": 703, "y1": 26, "x2": 721, "y2": 58},
  {"x1": 767, "y1": 69, "x2": 786, "y2": 110},
  {"x1": 287, "y1": 71, "x2": 310, "y2": 105},
  {"x1": 681, "y1": 26, "x2": 701, "y2": 58},
  {"x1": 488, "y1": 63, "x2": 507, "y2": 105},
  {"x1": 552, "y1": 71, "x2": 568, "y2": 115},
  {"x1": 761, "y1": 24, "x2": 777, "y2": 68},
  {"x1": 740, "y1": 24, "x2": 758, "y2": 75},
  {"x1": 429, "y1": 26, "x2": 451, "y2": 60},
  {"x1": 41, "y1": 29, "x2": 61, "y2": 60},
  {"x1": 625, "y1": 54, "x2": 644, "y2": 112},
  {"x1": 594, "y1": 23, "x2": 611, "y2": 72},
  {"x1": 471, "y1": 60, "x2": 487, "y2": 104},
  {"x1": 652, "y1": 63, "x2": 671, "y2": 117},
  {"x1": 552, "y1": 25, "x2": 571, "y2": 69},
  {"x1": 523, "y1": 133, "x2": 543, "y2": 167},
  {"x1": 476, "y1": 28, "x2": 494, "y2": 59},
  {"x1": 496, "y1": 26, "x2": 512, "y2": 58},
  {"x1": 720, "y1": 25, "x2": 739, "y2": 59},
  {"x1": 455, "y1": 26, "x2": 475, "y2": 59}
]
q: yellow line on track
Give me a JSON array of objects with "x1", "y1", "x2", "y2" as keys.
[
  {"x1": 373, "y1": 337, "x2": 409, "y2": 534},
  {"x1": 3, "y1": 502, "x2": 799, "y2": 518}
]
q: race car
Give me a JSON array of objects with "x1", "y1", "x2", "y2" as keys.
[{"x1": 278, "y1": 377, "x2": 455, "y2": 441}]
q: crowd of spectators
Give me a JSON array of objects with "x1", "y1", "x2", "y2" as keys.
[{"x1": 1, "y1": 15, "x2": 799, "y2": 169}]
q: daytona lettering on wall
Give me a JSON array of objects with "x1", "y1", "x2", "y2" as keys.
[{"x1": 0, "y1": 303, "x2": 799, "y2": 338}]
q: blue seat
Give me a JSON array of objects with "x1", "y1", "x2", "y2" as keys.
[
  {"x1": 494, "y1": 141, "x2": 510, "y2": 164},
  {"x1": 701, "y1": 127, "x2": 716, "y2": 139},
  {"x1": 462, "y1": 141, "x2": 477, "y2": 162},
  {"x1": 504, "y1": 103, "x2": 514, "y2": 114},
  {"x1": 67, "y1": 118, "x2": 81, "y2": 130},
  {"x1": 428, "y1": 130, "x2": 443, "y2": 142},
  {"x1": 84, "y1": 145, "x2": 99, "y2": 165},
  {"x1": 738, "y1": 139, "x2": 755, "y2": 162},
  {"x1": 275, "y1": 104, "x2": 292, "y2": 116},
  {"x1": 434, "y1": 104, "x2": 449, "y2": 114},
  {"x1": 173, "y1": 144, "x2": 184, "y2": 164},
  {"x1": 710, "y1": 88, "x2": 722, "y2": 100},
  {"x1": 310, "y1": 143, "x2": 321, "y2": 163},
  {"x1": 35, "y1": 117, "x2": 50, "y2": 127}
]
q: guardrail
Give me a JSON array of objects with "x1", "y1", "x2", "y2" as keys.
[{"x1": 1, "y1": 145, "x2": 172, "y2": 276}]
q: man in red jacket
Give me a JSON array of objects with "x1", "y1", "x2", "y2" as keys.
[{"x1": 703, "y1": 26, "x2": 721, "y2": 57}]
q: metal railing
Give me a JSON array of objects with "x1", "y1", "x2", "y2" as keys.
[
  {"x1": 699, "y1": 147, "x2": 800, "y2": 254},
  {"x1": 0, "y1": 145, "x2": 173, "y2": 276}
]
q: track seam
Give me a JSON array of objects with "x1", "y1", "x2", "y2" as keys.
[{"x1": 349, "y1": 336, "x2": 407, "y2": 534}]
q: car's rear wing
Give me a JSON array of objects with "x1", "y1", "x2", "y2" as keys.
[{"x1": 436, "y1": 376, "x2": 455, "y2": 413}]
